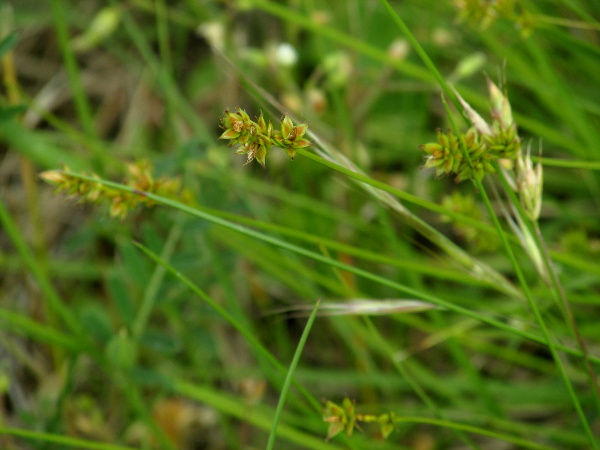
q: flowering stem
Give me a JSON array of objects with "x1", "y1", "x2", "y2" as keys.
[
  {"x1": 494, "y1": 164, "x2": 600, "y2": 410},
  {"x1": 363, "y1": 318, "x2": 480, "y2": 449},
  {"x1": 60, "y1": 171, "x2": 600, "y2": 366},
  {"x1": 378, "y1": 0, "x2": 461, "y2": 115},
  {"x1": 440, "y1": 95, "x2": 599, "y2": 450},
  {"x1": 295, "y1": 148, "x2": 522, "y2": 299}
]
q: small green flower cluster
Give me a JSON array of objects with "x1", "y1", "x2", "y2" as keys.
[
  {"x1": 218, "y1": 107, "x2": 311, "y2": 167},
  {"x1": 421, "y1": 127, "x2": 491, "y2": 182},
  {"x1": 41, "y1": 160, "x2": 193, "y2": 219},
  {"x1": 420, "y1": 80, "x2": 521, "y2": 183},
  {"x1": 323, "y1": 397, "x2": 396, "y2": 441}
]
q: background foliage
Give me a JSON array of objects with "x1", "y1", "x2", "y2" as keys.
[{"x1": 1, "y1": 0, "x2": 599, "y2": 449}]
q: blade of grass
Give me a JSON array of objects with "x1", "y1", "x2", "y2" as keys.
[
  {"x1": 0, "y1": 426, "x2": 137, "y2": 450},
  {"x1": 50, "y1": 0, "x2": 102, "y2": 171},
  {"x1": 266, "y1": 299, "x2": 320, "y2": 450},
  {"x1": 291, "y1": 147, "x2": 522, "y2": 299},
  {"x1": 531, "y1": 157, "x2": 600, "y2": 171},
  {"x1": 0, "y1": 195, "x2": 91, "y2": 349},
  {"x1": 61, "y1": 172, "x2": 600, "y2": 365},
  {"x1": 132, "y1": 240, "x2": 322, "y2": 412},
  {"x1": 131, "y1": 219, "x2": 182, "y2": 340},
  {"x1": 116, "y1": 373, "x2": 177, "y2": 450},
  {"x1": 0, "y1": 308, "x2": 83, "y2": 352},
  {"x1": 376, "y1": 2, "x2": 598, "y2": 444},
  {"x1": 441, "y1": 94, "x2": 598, "y2": 449},
  {"x1": 0, "y1": 32, "x2": 17, "y2": 59},
  {"x1": 0, "y1": 119, "x2": 88, "y2": 170},
  {"x1": 390, "y1": 417, "x2": 555, "y2": 450},
  {"x1": 173, "y1": 379, "x2": 343, "y2": 450}
]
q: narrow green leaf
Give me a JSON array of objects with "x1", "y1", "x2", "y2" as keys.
[
  {"x1": 267, "y1": 299, "x2": 320, "y2": 450},
  {"x1": 63, "y1": 172, "x2": 600, "y2": 366},
  {"x1": 0, "y1": 425, "x2": 137, "y2": 450},
  {"x1": 0, "y1": 32, "x2": 17, "y2": 59}
]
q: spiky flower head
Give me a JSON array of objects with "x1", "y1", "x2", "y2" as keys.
[
  {"x1": 421, "y1": 127, "x2": 492, "y2": 182},
  {"x1": 420, "y1": 80, "x2": 521, "y2": 182},
  {"x1": 323, "y1": 397, "x2": 398, "y2": 441},
  {"x1": 276, "y1": 115, "x2": 311, "y2": 159},
  {"x1": 218, "y1": 107, "x2": 311, "y2": 167},
  {"x1": 41, "y1": 161, "x2": 193, "y2": 219},
  {"x1": 516, "y1": 146, "x2": 543, "y2": 221}
]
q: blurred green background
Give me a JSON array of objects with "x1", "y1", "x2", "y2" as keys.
[{"x1": 1, "y1": 1, "x2": 599, "y2": 449}]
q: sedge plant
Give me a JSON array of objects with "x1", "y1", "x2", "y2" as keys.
[{"x1": 2, "y1": 1, "x2": 600, "y2": 449}]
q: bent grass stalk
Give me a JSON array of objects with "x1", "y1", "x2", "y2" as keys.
[
  {"x1": 440, "y1": 94, "x2": 597, "y2": 449},
  {"x1": 225, "y1": 69, "x2": 523, "y2": 299},
  {"x1": 378, "y1": 2, "x2": 598, "y2": 446},
  {"x1": 133, "y1": 241, "x2": 322, "y2": 412},
  {"x1": 0, "y1": 426, "x2": 137, "y2": 450},
  {"x1": 172, "y1": 380, "x2": 342, "y2": 450},
  {"x1": 0, "y1": 195, "x2": 91, "y2": 349},
  {"x1": 362, "y1": 317, "x2": 481, "y2": 449},
  {"x1": 293, "y1": 145, "x2": 521, "y2": 300},
  {"x1": 59, "y1": 172, "x2": 600, "y2": 366},
  {"x1": 266, "y1": 299, "x2": 320, "y2": 450},
  {"x1": 494, "y1": 164, "x2": 600, "y2": 410}
]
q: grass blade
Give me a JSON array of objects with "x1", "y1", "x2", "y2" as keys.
[{"x1": 266, "y1": 299, "x2": 320, "y2": 450}]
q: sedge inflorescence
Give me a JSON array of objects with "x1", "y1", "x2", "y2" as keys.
[
  {"x1": 218, "y1": 107, "x2": 311, "y2": 167},
  {"x1": 420, "y1": 79, "x2": 521, "y2": 183},
  {"x1": 40, "y1": 160, "x2": 193, "y2": 219},
  {"x1": 421, "y1": 79, "x2": 543, "y2": 221},
  {"x1": 323, "y1": 397, "x2": 396, "y2": 441}
]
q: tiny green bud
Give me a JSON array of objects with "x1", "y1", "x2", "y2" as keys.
[{"x1": 517, "y1": 147, "x2": 543, "y2": 221}]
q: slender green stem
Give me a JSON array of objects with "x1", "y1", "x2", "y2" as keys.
[
  {"x1": 0, "y1": 308, "x2": 82, "y2": 352},
  {"x1": 363, "y1": 318, "x2": 481, "y2": 450},
  {"x1": 378, "y1": 0, "x2": 458, "y2": 111},
  {"x1": 441, "y1": 95, "x2": 597, "y2": 449},
  {"x1": 133, "y1": 241, "x2": 322, "y2": 412},
  {"x1": 49, "y1": 0, "x2": 102, "y2": 171},
  {"x1": 391, "y1": 417, "x2": 555, "y2": 450},
  {"x1": 266, "y1": 300, "x2": 320, "y2": 450},
  {"x1": 116, "y1": 373, "x2": 177, "y2": 450},
  {"x1": 295, "y1": 148, "x2": 522, "y2": 299},
  {"x1": 173, "y1": 380, "x2": 343, "y2": 450},
  {"x1": 47, "y1": 355, "x2": 79, "y2": 435},
  {"x1": 532, "y1": 224, "x2": 600, "y2": 404},
  {"x1": 0, "y1": 196, "x2": 90, "y2": 348},
  {"x1": 0, "y1": 426, "x2": 136, "y2": 450},
  {"x1": 294, "y1": 148, "x2": 495, "y2": 235},
  {"x1": 61, "y1": 172, "x2": 600, "y2": 366},
  {"x1": 131, "y1": 219, "x2": 182, "y2": 340},
  {"x1": 531, "y1": 157, "x2": 600, "y2": 170},
  {"x1": 494, "y1": 166, "x2": 600, "y2": 410}
]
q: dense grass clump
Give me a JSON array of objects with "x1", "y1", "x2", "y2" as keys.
[{"x1": 1, "y1": 1, "x2": 600, "y2": 449}]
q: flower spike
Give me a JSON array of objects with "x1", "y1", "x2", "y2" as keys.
[{"x1": 218, "y1": 108, "x2": 312, "y2": 167}]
